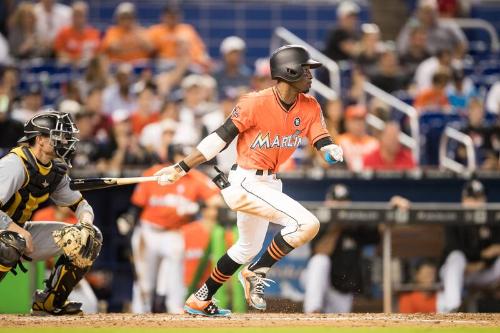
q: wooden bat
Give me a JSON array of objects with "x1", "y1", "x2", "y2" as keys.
[{"x1": 70, "y1": 176, "x2": 158, "y2": 191}]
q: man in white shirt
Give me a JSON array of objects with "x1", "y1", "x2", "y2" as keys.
[
  {"x1": 486, "y1": 82, "x2": 500, "y2": 114},
  {"x1": 34, "y1": 0, "x2": 71, "y2": 46}
]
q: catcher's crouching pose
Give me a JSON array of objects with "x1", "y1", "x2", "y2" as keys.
[
  {"x1": 0, "y1": 111, "x2": 102, "y2": 316},
  {"x1": 155, "y1": 45, "x2": 344, "y2": 316}
]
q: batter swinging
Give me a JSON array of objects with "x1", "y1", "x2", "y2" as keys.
[{"x1": 155, "y1": 45, "x2": 344, "y2": 316}]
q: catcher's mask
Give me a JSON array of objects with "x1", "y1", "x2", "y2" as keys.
[
  {"x1": 18, "y1": 110, "x2": 79, "y2": 167},
  {"x1": 270, "y1": 44, "x2": 322, "y2": 83}
]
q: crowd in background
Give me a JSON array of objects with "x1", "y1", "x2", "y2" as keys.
[{"x1": 0, "y1": 0, "x2": 499, "y2": 314}]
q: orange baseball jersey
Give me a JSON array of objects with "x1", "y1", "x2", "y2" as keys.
[
  {"x1": 54, "y1": 25, "x2": 101, "y2": 61},
  {"x1": 231, "y1": 87, "x2": 330, "y2": 171},
  {"x1": 101, "y1": 26, "x2": 151, "y2": 62},
  {"x1": 131, "y1": 165, "x2": 219, "y2": 230}
]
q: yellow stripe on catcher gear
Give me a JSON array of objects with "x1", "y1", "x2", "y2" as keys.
[{"x1": 52, "y1": 223, "x2": 102, "y2": 268}]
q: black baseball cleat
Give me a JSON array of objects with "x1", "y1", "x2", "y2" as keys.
[{"x1": 31, "y1": 290, "x2": 83, "y2": 316}]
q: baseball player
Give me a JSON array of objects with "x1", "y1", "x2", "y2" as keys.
[
  {"x1": 0, "y1": 110, "x2": 102, "y2": 315},
  {"x1": 154, "y1": 45, "x2": 344, "y2": 316},
  {"x1": 123, "y1": 144, "x2": 220, "y2": 313},
  {"x1": 437, "y1": 180, "x2": 500, "y2": 312}
]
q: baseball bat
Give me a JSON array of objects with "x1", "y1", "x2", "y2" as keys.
[{"x1": 70, "y1": 176, "x2": 158, "y2": 191}]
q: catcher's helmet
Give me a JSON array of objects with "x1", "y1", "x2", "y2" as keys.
[
  {"x1": 270, "y1": 45, "x2": 322, "y2": 82},
  {"x1": 18, "y1": 110, "x2": 79, "y2": 167}
]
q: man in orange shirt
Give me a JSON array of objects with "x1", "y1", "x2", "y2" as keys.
[
  {"x1": 398, "y1": 260, "x2": 438, "y2": 313},
  {"x1": 148, "y1": 5, "x2": 209, "y2": 68},
  {"x1": 53, "y1": 1, "x2": 100, "y2": 65},
  {"x1": 126, "y1": 145, "x2": 220, "y2": 313},
  {"x1": 337, "y1": 105, "x2": 379, "y2": 171},
  {"x1": 101, "y1": 2, "x2": 153, "y2": 63},
  {"x1": 154, "y1": 45, "x2": 344, "y2": 316},
  {"x1": 414, "y1": 71, "x2": 451, "y2": 113}
]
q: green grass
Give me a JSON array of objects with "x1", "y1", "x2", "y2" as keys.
[{"x1": 2, "y1": 328, "x2": 499, "y2": 333}]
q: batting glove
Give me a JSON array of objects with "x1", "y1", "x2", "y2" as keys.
[
  {"x1": 154, "y1": 164, "x2": 187, "y2": 186},
  {"x1": 320, "y1": 144, "x2": 344, "y2": 164}
]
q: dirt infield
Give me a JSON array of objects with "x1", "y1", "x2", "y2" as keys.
[{"x1": 1, "y1": 313, "x2": 499, "y2": 328}]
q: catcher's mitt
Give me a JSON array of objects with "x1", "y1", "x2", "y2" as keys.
[
  {"x1": 0, "y1": 230, "x2": 29, "y2": 282},
  {"x1": 52, "y1": 223, "x2": 102, "y2": 268}
]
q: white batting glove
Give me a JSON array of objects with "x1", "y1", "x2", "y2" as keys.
[
  {"x1": 321, "y1": 144, "x2": 344, "y2": 163},
  {"x1": 154, "y1": 164, "x2": 187, "y2": 186}
]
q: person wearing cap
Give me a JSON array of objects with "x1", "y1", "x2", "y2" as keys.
[
  {"x1": 397, "y1": 0, "x2": 467, "y2": 58},
  {"x1": 11, "y1": 84, "x2": 44, "y2": 123},
  {"x1": 53, "y1": 1, "x2": 101, "y2": 65},
  {"x1": 369, "y1": 43, "x2": 411, "y2": 94},
  {"x1": 213, "y1": 36, "x2": 252, "y2": 97},
  {"x1": 324, "y1": 1, "x2": 361, "y2": 61},
  {"x1": 336, "y1": 105, "x2": 379, "y2": 172},
  {"x1": 363, "y1": 121, "x2": 416, "y2": 171},
  {"x1": 148, "y1": 4, "x2": 209, "y2": 67},
  {"x1": 101, "y1": 2, "x2": 153, "y2": 63},
  {"x1": 437, "y1": 180, "x2": 500, "y2": 312},
  {"x1": 303, "y1": 183, "x2": 380, "y2": 313}
]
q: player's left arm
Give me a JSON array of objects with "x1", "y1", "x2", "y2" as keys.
[{"x1": 308, "y1": 101, "x2": 343, "y2": 164}]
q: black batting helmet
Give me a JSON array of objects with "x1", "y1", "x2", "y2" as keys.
[
  {"x1": 18, "y1": 110, "x2": 79, "y2": 167},
  {"x1": 270, "y1": 45, "x2": 322, "y2": 83}
]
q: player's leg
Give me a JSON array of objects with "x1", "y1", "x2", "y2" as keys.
[
  {"x1": 236, "y1": 178, "x2": 320, "y2": 310},
  {"x1": 159, "y1": 230, "x2": 185, "y2": 313},
  {"x1": 303, "y1": 254, "x2": 331, "y2": 313},
  {"x1": 465, "y1": 256, "x2": 500, "y2": 287},
  {"x1": 68, "y1": 278, "x2": 99, "y2": 314},
  {"x1": 185, "y1": 212, "x2": 269, "y2": 316},
  {"x1": 25, "y1": 221, "x2": 102, "y2": 315},
  {"x1": 436, "y1": 250, "x2": 467, "y2": 312}
]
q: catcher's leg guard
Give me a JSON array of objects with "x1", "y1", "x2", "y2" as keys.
[{"x1": 31, "y1": 255, "x2": 89, "y2": 316}]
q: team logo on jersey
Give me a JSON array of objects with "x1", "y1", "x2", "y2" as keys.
[
  {"x1": 250, "y1": 130, "x2": 303, "y2": 149},
  {"x1": 231, "y1": 106, "x2": 240, "y2": 118},
  {"x1": 294, "y1": 117, "x2": 300, "y2": 127}
]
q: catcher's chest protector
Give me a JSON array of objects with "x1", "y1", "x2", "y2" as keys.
[{"x1": 1, "y1": 147, "x2": 65, "y2": 225}]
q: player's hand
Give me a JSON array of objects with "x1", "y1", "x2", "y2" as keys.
[
  {"x1": 321, "y1": 144, "x2": 344, "y2": 164},
  {"x1": 481, "y1": 244, "x2": 500, "y2": 259},
  {"x1": 154, "y1": 164, "x2": 187, "y2": 186},
  {"x1": 7, "y1": 222, "x2": 33, "y2": 254}
]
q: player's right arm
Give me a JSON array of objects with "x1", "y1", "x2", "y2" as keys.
[
  {"x1": 0, "y1": 154, "x2": 33, "y2": 253},
  {"x1": 155, "y1": 97, "x2": 254, "y2": 185}
]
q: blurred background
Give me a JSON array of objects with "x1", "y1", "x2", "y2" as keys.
[{"x1": 0, "y1": 0, "x2": 499, "y2": 315}]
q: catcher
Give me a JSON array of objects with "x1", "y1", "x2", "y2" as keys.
[{"x1": 0, "y1": 110, "x2": 102, "y2": 315}]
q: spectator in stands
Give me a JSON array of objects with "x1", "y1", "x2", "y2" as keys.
[
  {"x1": 141, "y1": 117, "x2": 178, "y2": 161},
  {"x1": 0, "y1": 32, "x2": 10, "y2": 65},
  {"x1": 414, "y1": 71, "x2": 451, "y2": 113},
  {"x1": 355, "y1": 23, "x2": 382, "y2": 77},
  {"x1": 251, "y1": 58, "x2": 274, "y2": 92},
  {"x1": 0, "y1": 0, "x2": 14, "y2": 38},
  {"x1": 8, "y1": 2, "x2": 51, "y2": 60},
  {"x1": 11, "y1": 84, "x2": 43, "y2": 123},
  {"x1": 0, "y1": 95, "x2": 23, "y2": 156},
  {"x1": 84, "y1": 86, "x2": 113, "y2": 141},
  {"x1": 414, "y1": 47, "x2": 452, "y2": 93},
  {"x1": 213, "y1": 36, "x2": 252, "y2": 97},
  {"x1": 437, "y1": 180, "x2": 500, "y2": 312},
  {"x1": 34, "y1": 0, "x2": 71, "y2": 50},
  {"x1": 337, "y1": 105, "x2": 379, "y2": 172},
  {"x1": 398, "y1": 259, "x2": 438, "y2": 313},
  {"x1": 54, "y1": 1, "x2": 100, "y2": 65},
  {"x1": 456, "y1": 99, "x2": 498, "y2": 169},
  {"x1": 369, "y1": 43, "x2": 411, "y2": 94},
  {"x1": 324, "y1": 1, "x2": 361, "y2": 61},
  {"x1": 397, "y1": 0, "x2": 467, "y2": 57},
  {"x1": 486, "y1": 82, "x2": 500, "y2": 115},
  {"x1": 101, "y1": 2, "x2": 153, "y2": 63},
  {"x1": 347, "y1": 67, "x2": 366, "y2": 104},
  {"x1": 0, "y1": 66, "x2": 19, "y2": 102},
  {"x1": 78, "y1": 55, "x2": 110, "y2": 98},
  {"x1": 363, "y1": 122, "x2": 416, "y2": 170},
  {"x1": 130, "y1": 83, "x2": 160, "y2": 136},
  {"x1": 324, "y1": 97, "x2": 344, "y2": 139},
  {"x1": 447, "y1": 68, "x2": 477, "y2": 115},
  {"x1": 148, "y1": 4, "x2": 209, "y2": 68},
  {"x1": 303, "y1": 183, "x2": 380, "y2": 313},
  {"x1": 102, "y1": 63, "x2": 137, "y2": 117},
  {"x1": 399, "y1": 23, "x2": 430, "y2": 77},
  {"x1": 105, "y1": 109, "x2": 158, "y2": 173}
]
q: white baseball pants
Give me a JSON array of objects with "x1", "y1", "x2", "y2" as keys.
[
  {"x1": 437, "y1": 250, "x2": 500, "y2": 313},
  {"x1": 222, "y1": 166, "x2": 320, "y2": 264},
  {"x1": 131, "y1": 222, "x2": 185, "y2": 313},
  {"x1": 303, "y1": 254, "x2": 353, "y2": 313}
]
